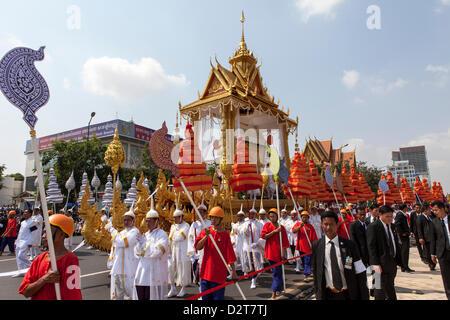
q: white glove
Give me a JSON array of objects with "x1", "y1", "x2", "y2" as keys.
[
  {"x1": 251, "y1": 243, "x2": 258, "y2": 250},
  {"x1": 137, "y1": 233, "x2": 146, "y2": 246},
  {"x1": 168, "y1": 254, "x2": 172, "y2": 261},
  {"x1": 105, "y1": 221, "x2": 112, "y2": 232}
]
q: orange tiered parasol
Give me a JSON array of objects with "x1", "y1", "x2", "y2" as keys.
[
  {"x1": 172, "y1": 124, "x2": 212, "y2": 192},
  {"x1": 377, "y1": 174, "x2": 396, "y2": 205},
  {"x1": 386, "y1": 172, "x2": 402, "y2": 203},
  {"x1": 421, "y1": 179, "x2": 434, "y2": 202},
  {"x1": 307, "y1": 159, "x2": 321, "y2": 201},
  {"x1": 228, "y1": 136, "x2": 262, "y2": 192},
  {"x1": 400, "y1": 178, "x2": 415, "y2": 204},
  {"x1": 283, "y1": 153, "x2": 312, "y2": 199},
  {"x1": 358, "y1": 173, "x2": 374, "y2": 201}
]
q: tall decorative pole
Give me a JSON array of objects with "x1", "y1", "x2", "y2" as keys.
[
  {"x1": 104, "y1": 126, "x2": 125, "y2": 191},
  {"x1": 64, "y1": 171, "x2": 75, "y2": 210},
  {"x1": 0, "y1": 46, "x2": 61, "y2": 299},
  {"x1": 91, "y1": 169, "x2": 101, "y2": 202}
]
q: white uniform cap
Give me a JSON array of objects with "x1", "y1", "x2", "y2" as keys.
[
  {"x1": 291, "y1": 209, "x2": 297, "y2": 214},
  {"x1": 173, "y1": 208, "x2": 184, "y2": 217},
  {"x1": 198, "y1": 196, "x2": 207, "y2": 210},
  {"x1": 259, "y1": 208, "x2": 267, "y2": 215},
  {"x1": 146, "y1": 194, "x2": 159, "y2": 218},
  {"x1": 237, "y1": 203, "x2": 245, "y2": 216},
  {"x1": 124, "y1": 210, "x2": 135, "y2": 219}
]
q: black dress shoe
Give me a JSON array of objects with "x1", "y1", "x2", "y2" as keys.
[
  {"x1": 406, "y1": 268, "x2": 415, "y2": 273},
  {"x1": 401, "y1": 268, "x2": 406, "y2": 272}
]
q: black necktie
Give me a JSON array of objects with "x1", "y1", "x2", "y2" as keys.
[
  {"x1": 387, "y1": 224, "x2": 395, "y2": 257},
  {"x1": 329, "y1": 241, "x2": 343, "y2": 291}
]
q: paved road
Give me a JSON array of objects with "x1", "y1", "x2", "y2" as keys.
[{"x1": 0, "y1": 236, "x2": 446, "y2": 300}]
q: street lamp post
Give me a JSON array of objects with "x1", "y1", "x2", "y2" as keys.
[{"x1": 85, "y1": 112, "x2": 96, "y2": 172}]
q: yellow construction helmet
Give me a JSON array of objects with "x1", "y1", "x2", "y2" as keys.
[
  {"x1": 209, "y1": 206, "x2": 224, "y2": 218},
  {"x1": 49, "y1": 214, "x2": 75, "y2": 237}
]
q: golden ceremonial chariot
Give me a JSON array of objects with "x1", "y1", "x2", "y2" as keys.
[{"x1": 79, "y1": 13, "x2": 301, "y2": 252}]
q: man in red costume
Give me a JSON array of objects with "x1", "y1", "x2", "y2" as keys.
[
  {"x1": 0, "y1": 211, "x2": 18, "y2": 256},
  {"x1": 195, "y1": 206, "x2": 237, "y2": 300},
  {"x1": 337, "y1": 209, "x2": 352, "y2": 239},
  {"x1": 292, "y1": 211, "x2": 318, "y2": 281},
  {"x1": 18, "y1": 214, "x2": 82, "y2": 300},
  {"x1": 261, "y1": 209, "x2": 289, "y2": 299}
]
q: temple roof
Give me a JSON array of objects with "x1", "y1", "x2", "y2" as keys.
[
  {"x1": 179, "y1": 12, "x2": 297, "y2": 129},
  {"x1": 304, "y1": 138, "x2": 356, "y2": 167}
]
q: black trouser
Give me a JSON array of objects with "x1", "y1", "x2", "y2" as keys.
[
  {"x1": 438, "y1": 250, "x2": 450, "y2": 300},
  {"x1": 399, "y1": 236, "x2": 410, "y2": 269},
  {"x1": 323, "y1": 288, "x2": 350, "y2": 300},
  {"x1": 136, "y1": 285, "x2": 150, "y2": 300},
  {"x1": 413, "y1": 232, "x2": 424, "y2": 259},
  {"x1": 374, "y1": 269, "x2": 397, "y2": 300},
  {"x1": 422, "y1": 241, "x2": 436, "y2": 268}
]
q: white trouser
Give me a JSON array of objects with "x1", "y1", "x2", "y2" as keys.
[{"x1": 16, "y1": 246, "x2": 32, "y2": 270}]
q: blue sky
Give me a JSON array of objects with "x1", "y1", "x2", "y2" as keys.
[{"x1": 0, "y1": 0, "x2": 449, "y2": 192}]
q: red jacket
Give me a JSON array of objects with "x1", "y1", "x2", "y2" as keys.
[
  {"x1": 337, "y1": 217, "x2": 351, "y2": 239},
  {"x1": 293, "y1": 222, "x2": 318, "y2": 254},
  {"x1": 2, "y1": 218, "x2": 17, "y2": 238}
]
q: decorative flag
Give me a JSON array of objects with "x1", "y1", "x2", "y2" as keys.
[
  {"x1": 0, "y1": 47, "x2": 49, "y2": 129},
  {"x1": 325, "y1": 165, "x2": 334, "y2": 189},
  {"x1": 278, "y1": 157, "x2": 290, "y2": 186},
  {"x1": 378, "y1": 179, "x2": 389, "y2": 194}
]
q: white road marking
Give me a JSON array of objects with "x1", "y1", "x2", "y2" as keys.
[
  {"x1": 80, "y1": 270, "x2": 110, "y2": 278},
  {"x1": 0, "y1": 258, "x2": 16, "y2": 262}
]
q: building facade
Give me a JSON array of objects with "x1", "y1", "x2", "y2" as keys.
[
  {"x1": 24, "y1": 119, "x2": 173, "y2": 192},
  {"x1": 392, "y1": 145, "x2": 430, "y2": 181},
  {"x1": 384, "y1": 160, "x2": 417, "y2": 186}
]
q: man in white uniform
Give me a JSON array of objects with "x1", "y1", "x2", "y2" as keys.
[
  {"x1": 286, "y1": 209, "x2": 302, "y2": 272},
  {"x1": 310, "y1": 207, "x2": 323, "y2": 239},
  {"x1": 133, "y1": 202, "x2": 169, "y2": 300},
  {"x1": 280, "y1": 205, "x2": 293, "y2": 261},
  {"x1": 230, "y1": 204, "x2": 246, "y2": 272},
  {"x1": 187, "y1": 200, "x2": 211, "y2": 287},
  {"x1": 30, "y1": 208, "x2": 43, "y2": 260},
  {"x1": 240, "y1": 207, "x2": 265, "y2": 289},
  {"x1": 13, "y1": 210, "x2": 37, "y2": 276},
  {"x1": 168, "y1": 206, "x2": 191, "y2": 297},
  {"x1": 105, "y1": 208, "x2": 140, "y2": 300}
]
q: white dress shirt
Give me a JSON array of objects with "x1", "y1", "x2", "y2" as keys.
[
  {"x1": 324, "y1": 235, "x2": 347, "y2": 290},
  {"x1": 380, "y1": 221, "x2": 396, "y2": 256},
  {"x1": 443, "y1": 216, "x2": 450, "y2": 246}
]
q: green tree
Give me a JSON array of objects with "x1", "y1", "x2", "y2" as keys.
[
  {"x1": 6, "y1": 173, "x2": 24, "y2": 181},
  {"x1": 0, "y1": 164, "x2": 6, "y2": 190},
  {"x1": 41, "y1": 136, "x2": 108, "y2": 204}
]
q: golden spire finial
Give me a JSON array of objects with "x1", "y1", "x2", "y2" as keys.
[{"x1": 240, "y1": 10, "x2": 245, "y2": 43}]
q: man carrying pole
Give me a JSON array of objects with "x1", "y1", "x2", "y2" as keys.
[
  {"x1": 194, "y1": 206, "x2": 238, "y2": 300},
  {"x1": 261, "y1": 208, "x2": 289, "y2": 299},
  {"x1": 292, "y1": 210, "x2": 317, "y2": 281}
]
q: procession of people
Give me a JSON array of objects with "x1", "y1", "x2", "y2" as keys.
[{"x1": 4, "y1": 196, "x2": 448, "y2": 301}]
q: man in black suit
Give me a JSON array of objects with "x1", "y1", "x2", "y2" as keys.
[
  {"x1": 430, "y1": 201, "x2": 450, "y2": 299},
  {"x1": 350, "y1": 206, "x2": 369, "y2": 266},
  {"x1": 311, "y1": 210, "x2": 369, "y2": 300},
  {"x1": 394, "y1": 203, "x2": 414, "y2": 272},
  {"x1": 409, "y1": 203, "x2": 424, "y2": 261},
  {"x1": 416, "y1": 205, "x2": 436, "y2": 270},
  {"x1": 365, "y1": 204, "x2": 380, "y2": 226},
  {"x1": 367, "y1": 205, "x2": 402, "y2": 300}
]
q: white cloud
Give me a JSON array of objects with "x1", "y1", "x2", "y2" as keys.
[
  {"x1": 342, "y1": 138, "x2": 392, "y2": 168},
  {"x1": 63, "y1": 77, "x2": 71, "y2": 89},
  {"x1": 441, "y1": 0, "x2": 450, "y2": 6},
  {"x1": 353, "y1": 97, "x2": 365, "y2": 104},
  {"x1": 342, "y1": 70, "x2": 359, "y2": 89},
  {"x1": 407, "y1": 128, "x2": 450, "y2": 192},
  {"x1": 81, "y1": 56, "x2": 189, "y2": 103},
  {"x1": 425, "y1": 64, "x2": 449, "y2": 73},
  {"x1": 424, "y1": 64, "x2": 449, "y2": 88},
  {"x1": 370, "y1": 77, "x2": 407, "y2": 94},
  {"x1": 295, "y1": 0, "x2": 345, "y2": 23}
]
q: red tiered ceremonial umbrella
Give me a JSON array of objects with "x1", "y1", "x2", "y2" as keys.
[
  {"x1": 400, "y1": 178, "x2": 415, "y2": 204},
  {"x1": 349, "y1": 166, "x2": 363, "y2": 203},
  {"x1": 340, "y1": 166, "x2": 356, "y2": 203},
  {"x1": 421, "y1": 179, "x2": 434, "y2": 202},
  {"x1": 172, "y1": 124, "x2": 212, "y2": 192},
  {"x1": 283, "y1": 153, "x2": 312, "y2": 199},
  {"x1": 358, "y1": 173, "x2": 374, "y2": 201},
  {"x1": 228, "y1": 136, "x2": 262, "y2": 193},
  {"x1": 413, "y1": 177, "x2": 426, "y2": 202},
  {"x1": 307, "y1": 160, "x2": 321, "y2": 201}
]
